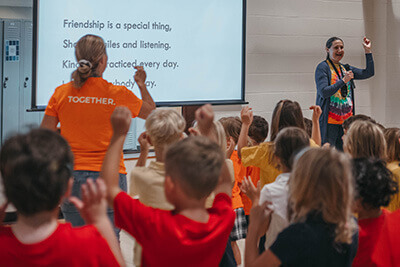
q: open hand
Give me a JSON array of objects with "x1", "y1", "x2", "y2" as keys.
[
  {"x1": 111, "y1": 106, "x2": 132, "y2": 136},
  {"x1": 240, "y1": 177, "x2": 261, "y2": 204},
  {"x1": 69, "y1": 179, "x2": 108, "y2": 225}
]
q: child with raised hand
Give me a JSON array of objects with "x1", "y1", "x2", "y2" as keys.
[
  {"x1": 129, "y1": 109, "x2": 186, "y2": 266},
  {"x1": 245, "y1": 148, "x2": 358, "y2": 267},
  {"x1": 103, "y1": 105, "x2": 235, "y2": 266},
  {"x1": 242, "y1": 127, "x2": 310, "y2": 250},
  {"x1": 352, "y1": 158, "x2": 398, "y2": 267},
  {"x1": 0, "y1": 129, "x2": 123, "y2": 266}
]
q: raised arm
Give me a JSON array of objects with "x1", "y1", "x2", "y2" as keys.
[
  {"x1": 309, "y1": 105, "x2": 322, "y2": 146},
  {"x1": 351, "y1": 37, "x2": 374, "y2": 79},
  {"x1": 101, "y1": 106, "x2": 132, "y2": 206},
  {"x1": 134, "y1": 66, "x2": 156, "y2": 119},
  {"x1": 136, "y1": 132, "x2": 150, "y2": 167},
  {"x1": 69, "y1": 179, "x2": 125, "y2": 267},
  {"x1": 238, "y1": 106, "x2": 253, "y2": 159}
]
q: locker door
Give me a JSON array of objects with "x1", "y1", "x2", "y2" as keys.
[
  {"x1": 20, "y1": 20, "x2": 40, "y2": 132},
  {"x1": 2, "y1": 20, "x2": 21, "y2": 142}
]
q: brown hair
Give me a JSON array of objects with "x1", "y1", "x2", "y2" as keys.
[
  {"x1": 384, "y1": 127, "x2": 400, "y2": 162},
  {"x1": 344, "y1": 121, "x2": 387, "y2": 159},
  {"x1": 249, "y1": 115, "x2": 269, "y2": 144},
  {"x1": 274, "y1": 127, "x2": 309, "y2": 171},
  {"x1": 270, "y1": 100, "x2": 305, "y2": 142},
  {"x1": 0, "y1": 129, "x2": 73, "y2": 216},
  {"x1": 342, "y1": 114, "x2": 376, "y2": 132},
  {"x1": 288, "y1": 148, "x2": 356, "y2": 244},
  {"x1": 165, "y1": 136, "x2": 225, "y2": 200},
  {"x1": 219, "y1": 117, "x2": 242, "y2": 144},
  {"x1": 71, "y1": 34, "x2": 106, "y2": 88}
]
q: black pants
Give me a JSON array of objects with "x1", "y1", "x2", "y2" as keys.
[{"x1": 326, "y1": 124, "x2": 344, "y2": 151}]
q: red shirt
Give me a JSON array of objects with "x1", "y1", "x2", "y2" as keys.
[
  {"x1": 372, "y1": 210, "x2": 400, "y2": 267},
  {"x1": 114, "y1": 192, "x2": 235, "y2": 267},
  {"x1": 353, "y1": 209, "x2": 390, "y2": 267},
  {"x1": 0, "y1": 223, "x2": 118, "y2": 267}
]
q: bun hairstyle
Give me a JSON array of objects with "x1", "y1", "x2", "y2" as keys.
[
  {"x1": 325, "y1": 36, "x2": 343, "y2": 60},
  {"x1": 71, "y1": 34, "x2": 106, "y2": 88}
]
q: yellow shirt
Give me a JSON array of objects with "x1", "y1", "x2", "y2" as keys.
[
  {"x1": 241, "y1": 139, "x2": 318, "y2": 187},
  {"x1": 387, "y1": 161, "x2": 400, "y2": 212}
]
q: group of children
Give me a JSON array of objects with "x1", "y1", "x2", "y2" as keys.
[{"x1": 1, "y1": 98, "x2": 400, "y2": 266}]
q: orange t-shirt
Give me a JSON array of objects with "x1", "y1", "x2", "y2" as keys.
[
  {"x1": 45, "y1": 77, "x2": 143, "y2": 174},
  {"x1": 230, "y1": 151, "x2": 245, "y2": 210},
  {"x1": 241, "y1": 166, "x2": 261, "y2": 215}
]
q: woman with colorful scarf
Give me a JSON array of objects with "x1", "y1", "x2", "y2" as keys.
[{"x1": 315, "y1": 37, "x2": 374, "y2": 150}]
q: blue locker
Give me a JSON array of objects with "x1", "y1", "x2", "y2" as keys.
[{"x1": 2, "y1": 20, "x2": 21, "y2": 142}]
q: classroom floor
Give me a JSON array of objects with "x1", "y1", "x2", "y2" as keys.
[{"x1": 120, "y1": 232, "x2": 246, "y2": 267}]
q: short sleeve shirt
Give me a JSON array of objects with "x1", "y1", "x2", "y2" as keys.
[
  {"x1": 45, "y1": 77, "x2": 143, "y2": 173},
  {"x1": 114, "y1": 191, "x2": 235, "y2": 267},
  {"x1": 0, "y1": 223, "x2": 118, "y2": 267},
  {"x1": 270, "y1": 212, "x2": 358, "y2": 267}
]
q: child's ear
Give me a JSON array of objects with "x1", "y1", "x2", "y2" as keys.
[
  {"x1": 164, "y1": 175, "x2": 176, "y2": 204},
  {"x1": 353, "y1": 198, "x2": 363, "y2": 214},
  {"x1": 64, "y1": 178, "x2": 74, "y2": 198}
]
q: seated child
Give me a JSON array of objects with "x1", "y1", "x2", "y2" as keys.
[
  {"x1": 352, "y1": 158, "x2": 398, "y2": 267},
  {"x1": 342, "y1": 114, "x2": 376, "y2": 135},
  {"x1": 129, "y1": 109, "x2": 186, "y2": 266},
  {"x1": 103, "y1": 105, "x2": 235, "y2": 266},
  {"x1": 242, "y1": 127, "x2": 310, "y2": 249},
  {"x1": 246, "y1": 148, "x2": 358, "y2": 267},
  {"x1": 384, "y1": 127, "x2": 400, "y2": 211},
  {"x1": 0, "y1": 129, "x2": 122, "y2": 266}
]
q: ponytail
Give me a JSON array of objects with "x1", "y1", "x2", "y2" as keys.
[{"x1": 71, "y1": 35, "x2": 106, "y2": 89}]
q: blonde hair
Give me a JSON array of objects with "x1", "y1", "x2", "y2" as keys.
[
  {"x1": 384, "y1": 128, "x2": 400, "y2": 162},
  {"x1": 71, "y1": 34, "x2": 106, "y2": 88},
  {"x1": 344, "y1": 121, "x2": 387, "y2": 159},
  {"x1": 288, "y1": 148, "x2": 356, "y2": 244},
  {"x1": 145, "y1": 109, "x2": 186, "y2": 148}
]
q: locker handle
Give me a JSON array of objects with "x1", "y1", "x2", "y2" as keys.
[
  {"x1": 3, "y1": 77, "x2": 8, "y2": 88},
  {"x1": 24, "y1": 77, "x2": 29, "y2": 88}
]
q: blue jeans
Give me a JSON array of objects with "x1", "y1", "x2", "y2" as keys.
[
  {"x1": 61, "y1": 170, "x2": 127, "y2": 239},
  {"x1": 326, "y1": 124, "x2": 344, "y2": 151}
]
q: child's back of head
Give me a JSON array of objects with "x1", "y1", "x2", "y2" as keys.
[
  {"x1": 344, "y1": 120, "x2": 387, "y2": 159},
  {"x1": 303, "y1": 118, "x2": 312, "y2": 138},
  {"x1": 270, "y1": 100, "x2": 305, "y2": 141},
  {"x1": 219, "y1": 117, "x2": 242, "y2": 144},
  {"x1": 0, "y1": 128, "x2": 73, "y2": 216},
  {"x1": 342, "y1": 114, "x2": 376, "y2": 133},
  {"x1": 384, "y1": 127, "x2": 400, "y2": 163},
  {"x1": 165, "y1": 136, "x2": 225, "y2": 200},
  {"x1": 249, "y1": 115, "x2": 269, "y2": 145},
  {"x1": 352, "y1": 158, "x2": 398, "y2": 211},
  {"x1": 145, "y1": 109, "x2": 186, "y2": 148},
  {"x1": 274, "y1": 127, "x2": 309, "y2": 171}
]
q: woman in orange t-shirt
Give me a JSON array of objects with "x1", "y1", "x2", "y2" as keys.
[{"x1": 41, "y1": 34, "x2": 155, "y2": 236}]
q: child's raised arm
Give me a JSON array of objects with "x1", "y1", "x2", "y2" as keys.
[
  {"x1": 101, "y1": 106, "x2": 132, "y2": 206},
  {"x1": 69, "y1": 179, "x2": 125, "y2": 267},
  {"x1": 195, "y1": 104, "x2": 217, "y2": 142},
  {"x1": 136, "y1": 132, "x2": 149, "y2": 167},
  {"x1": 309, "y1": 105, "x2": 322, "y2": 146},
  {"x1": 238, "y1": 106, "x2": 253, "y2": 159}
]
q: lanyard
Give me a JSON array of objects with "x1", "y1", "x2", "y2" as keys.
[{"x1": 327, "y1": 58, "x2": 343, "y2": 79}]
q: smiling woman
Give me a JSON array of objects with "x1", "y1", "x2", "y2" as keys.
[{"x1": 315, "y1": 37, "x2": 374, "y2": 149}]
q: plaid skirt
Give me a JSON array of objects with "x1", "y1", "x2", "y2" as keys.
[{"x1": 230, "y1": 207, "x2": 247, "y2": 241}]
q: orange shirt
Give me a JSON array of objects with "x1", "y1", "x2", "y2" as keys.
[
  {"x1": 230, "y1": 151, "x2": 245, "y2": 210},
  {"x1": 45, "y1": 77, "x2": 142, "y2": 174}
]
